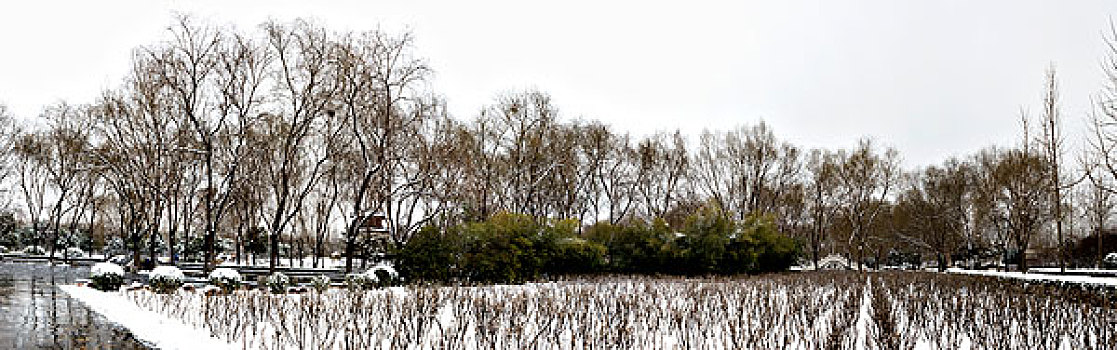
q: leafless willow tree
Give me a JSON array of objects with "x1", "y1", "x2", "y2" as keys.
[
  {"x1": 635, "y1": 131, "x2": 689, "y2": 221},
  {"x1": 835, "y1": 139, "x2": 900, "y2": 271},
  {"x1": 581, "y1": 123, "x2": 639, "y2": 224},
  {"x1": 255, "y1": 20, "x2": 345, "y2": 272},
  {"x1": 973, "y1": 143, "x2": 1052, "y2": 272},
  {"x1": 1080, "y1": 163, "x2": 1114, "y2": 267},
  {"x1": 1088, "y1": 20, "x2": 1117, "y2": 269},
  {"x1": 0, "y1": 104, "x2": 18, "y2": 209},
  {"x1": 894, "y1": 159, "x2": 974, "y2": 271},
  {"x1": 332, "y1": 29, "x2": 432, "y2": 272},
  {"x1": 17, "y1": 104, "x2": 95, "y2": 258},
  {"x1": 803, "y1": 149, "x2": 839, "y2": 268},
  {"x1": 693, "y1": 121, "x2": 801, "y2": 221}
]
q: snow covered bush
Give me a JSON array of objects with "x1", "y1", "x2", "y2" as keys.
[
  {"x1": 208, "y1": 268, "x2": 242, "y2": 294},
  {"x1": 89, "y1": 262, "x2": 125, "y2": 292},
  {"x1": 149, "y1": 266, "x2": 185, "y2": 293},
  {"x1": 344, "y1": 264, "x2": 400, "y2": 290},
  {"x1": 345, "y1": 272, "x2": 377, "y2": 290},
  {"x1": 64, "y1": 247, "x2": 85, "y2": 258},
  {"x1": 1104, "y1": 252, "x2": 1117, "y2": 267},
  {"x1": 367, "y1": 262, "x2": 401, "y2": 287},
  {"x1": 265, "y1": 272, "x2": 290, "y2": 294},
  {"x1": 22, "y1": 245, "x2": 46, "y2": 255},
  {"x1": 310, "y1": 274, "x2": 331, "y2": 292}
]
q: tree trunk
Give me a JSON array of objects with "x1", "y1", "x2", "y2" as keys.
[
  {"x1": 270, "y1": 231, "x2": 279, "y2": 272},
  {"x1": 1098, "y1": 228, "x2": 1104, "y2": 269},
  {"x1": 131, "y1": 225, "x2": 142, "y2": 272},
  {"x1": 1017, "y1": 243, "x2": 1029, "y2": 272},
  {"x1": 202, "y1": 224, "x2": 216, "y2": 272},
  {"x1": 344, "y1": 222, "x2": 357, "y2": 273},
  {"x1": 147, "y1": 228, "x2": 158, "y2": 267}
]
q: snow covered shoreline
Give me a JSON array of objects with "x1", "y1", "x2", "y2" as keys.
[
  {"x1": 59, "y1": 285, "x2": 234, "y2": 350},
  {"x1": 949, "y1": 268, "x2": 1117, "y2": 287}
]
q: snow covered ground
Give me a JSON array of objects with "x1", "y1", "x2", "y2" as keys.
[
  {"x1": 949, "y1": 268, "x2": 1117, "y2": 287},
  {"x1": 64, "y1": 274, "x2": 866, "y2": 349},
  {"x1": 1029, "y1": 267, "x2": 1117, "y2": 275},
  {"x1": 60, "y1": 271, "x2": 1115, "y2": 349}
]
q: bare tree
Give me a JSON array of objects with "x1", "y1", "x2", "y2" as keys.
[
  {"x1": 894, "y1": 160, "x2": 974, "y2": 271},
  {"x1": 1087, "y1": 20, "x2": 1117, "y2": 268},
  {"x1": 835, "y1": 138, "x2": 900, "y2": 271},
  {"x1": 13, "y1": 131, "x2": 50, "y2": 251},
  {"x1": 0, "y1": 104, "x2": 18, "y2": 209},
  {"x1": 255, "y1": 20, "x2": 343, "y2": 271},
  {"x1": 635, "y1": 131, "x2": 689, "y2": 221},
  {"x1": 975, "y1": 144, "x2": 1052, "y2": 272},
  {"x1": 803, "y1": 149, "x2": 840, "y2": 268},
  {"x1": 334, "y1": 29, "x2": 430, "y2": 272},
  {"x1": 581, "y1": 123, "x2": 639, "y2": 224},
  {"x1": 141, "y1": 17, "x2": 270, "y2": 271},
  {"x1": 24, "y1": 104, "x2": 95, "y2": 259},
  {"x1": 693, "y1": 122, "x2": 800, "y2": 220},
  {"x1": 1082, "y1": 165, "x2": 1114, "y2": 268},
  {"x1": 1036, "y1": 66, "x2": 1077, "y2": 272}
]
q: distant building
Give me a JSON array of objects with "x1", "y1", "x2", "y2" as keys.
[{"x1": 356, "y1": 212, "x2": 389, "y2": 241}]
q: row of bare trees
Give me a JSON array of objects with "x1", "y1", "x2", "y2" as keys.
[{"x1": 3, "y1": 16, "x2": 1117, "y2": 273}]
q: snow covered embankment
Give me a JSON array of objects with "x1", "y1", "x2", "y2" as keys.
[
  {"x1": 59, "y1": 285, "x2": 235, "y2": 350},
  {"x1": 949, "y1": 268, "x2": 1117, "y2": 288}
]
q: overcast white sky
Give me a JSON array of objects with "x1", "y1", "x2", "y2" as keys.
[{"x1": 2, "y1": 1, "x2": 1117, "y2": 168}]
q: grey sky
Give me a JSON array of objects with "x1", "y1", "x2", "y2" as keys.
[{"x1": 2, "y1": 1, "x2": 1116, "y2": 167}]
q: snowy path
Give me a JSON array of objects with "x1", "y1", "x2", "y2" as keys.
[{"x1": 59, "y1": 285, "x2": 235, "y2": 350}]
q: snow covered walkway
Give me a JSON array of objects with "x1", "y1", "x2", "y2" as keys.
[{"x1": 59, "y1": 285, "x2": 235, "y2": 350}]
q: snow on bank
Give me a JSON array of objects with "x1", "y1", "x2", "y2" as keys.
[
  {"x1": 59, "y1": 285, "x2": 235, "y2": 350},
  {"x1": 949, "y1": 268, "x2": 1117, "y2": 287}
]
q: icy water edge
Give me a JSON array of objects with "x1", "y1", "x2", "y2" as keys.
[{"x1": 0, "y1": 261, "x2": 149, "y2": 349}]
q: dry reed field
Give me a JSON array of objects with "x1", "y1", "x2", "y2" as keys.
[{"x1": 122, "y1": 272, "x2": 1117, "y2": 349}]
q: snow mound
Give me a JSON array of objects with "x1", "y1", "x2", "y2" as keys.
[
  {"x1": 208, "y1": 268, "x2": 241, "y2": 281},
  {"x1": 366, "y1": 262, "x2": 399, "y2": 279},
  {"x1": 266, "y1": 272, "x2": 290, "y2": 293},
  {"x1": 151, "y1": 266, "x2": 185, "y2": 281},
  {"x1": 64, "y1": 247, "x2": 86, "y2": 258},
  {"x1": 91, "y1": 262, "x2": 125, "y2": 277},
  {"x1": 22, "y1": 245, "x2": 46, "y2": 255}
]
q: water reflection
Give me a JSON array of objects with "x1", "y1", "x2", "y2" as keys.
[{"x1": 0, "y1": 261, "x2": 149, "y2": 349}]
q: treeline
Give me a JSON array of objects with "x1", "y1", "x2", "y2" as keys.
[
  {"x1": 396, "y1": 210, "x2": 796, "y2": 283},
  {"x1": 2, "y1": 15, "x2": 1117, "y2": 274}
]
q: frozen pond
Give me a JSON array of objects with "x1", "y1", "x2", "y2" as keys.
[{"x1": 0, "y1": 261, "x2": 149, "y2": 349}]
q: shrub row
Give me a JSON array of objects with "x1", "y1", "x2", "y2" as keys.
[{"x1": 396, "y1": 208, "x2": 799, "y2": 284}]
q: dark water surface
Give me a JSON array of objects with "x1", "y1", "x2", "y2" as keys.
[{"x1": 0, "y1": 261, "x2": 150, "y2": 349}]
